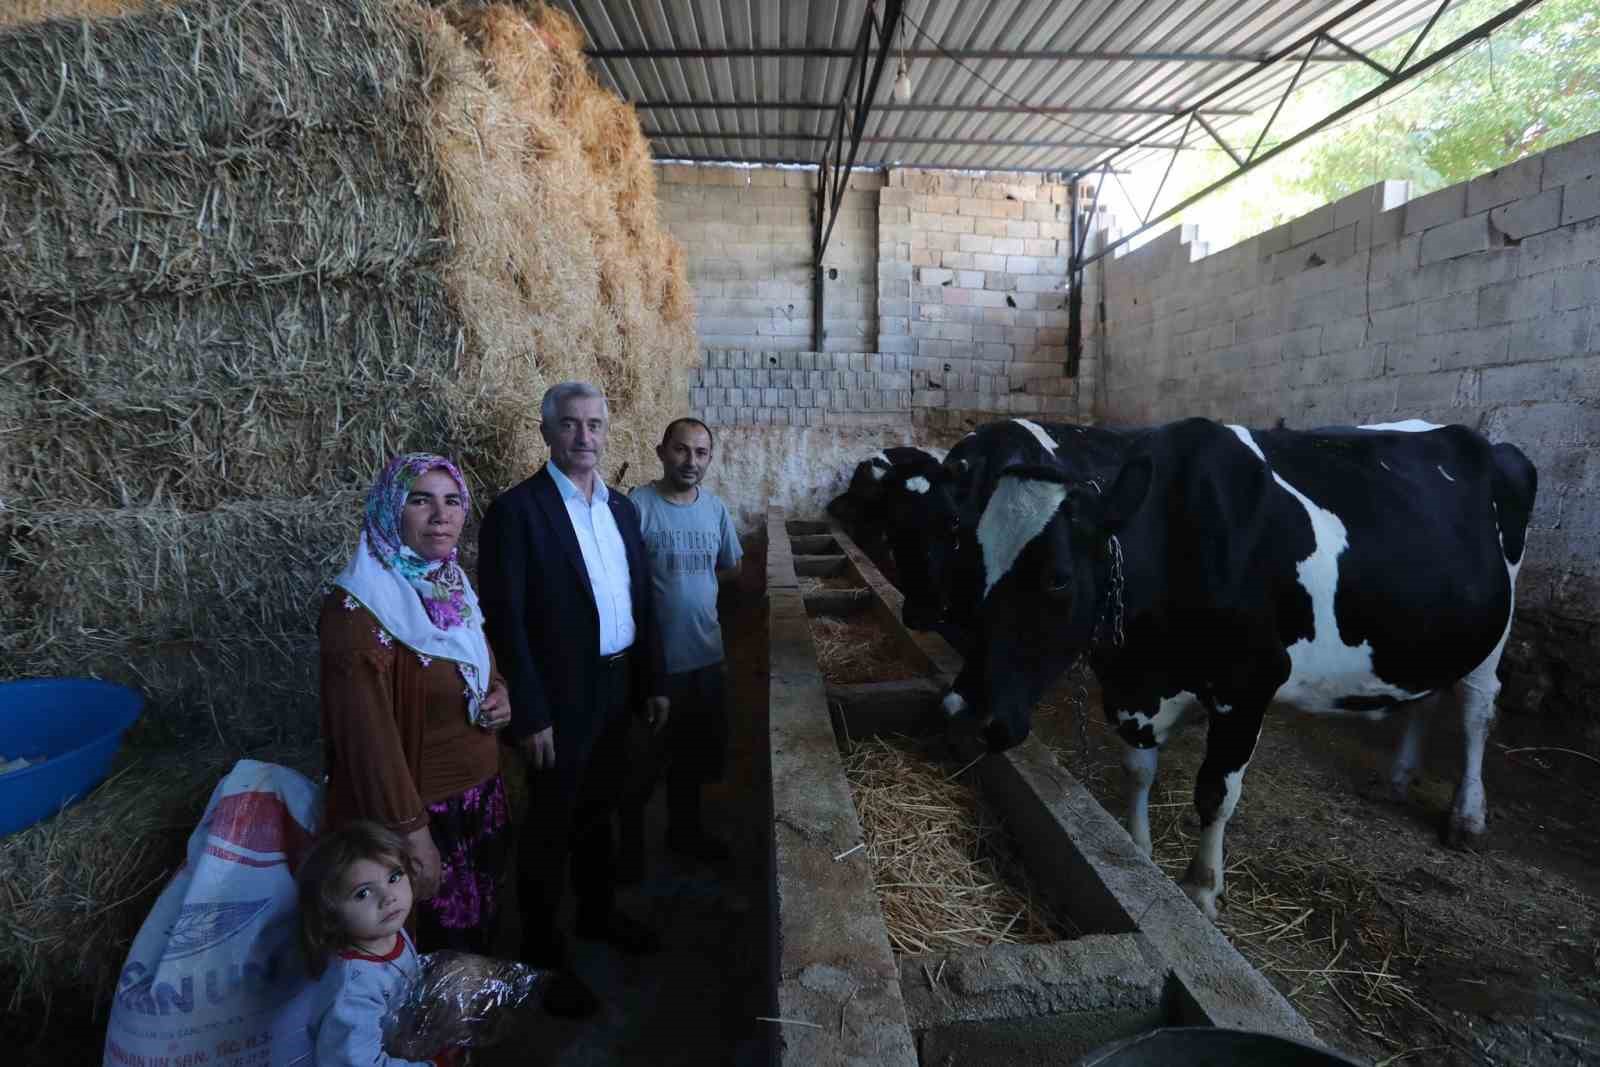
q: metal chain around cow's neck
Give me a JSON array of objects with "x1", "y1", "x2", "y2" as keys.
[{"x1": 1098, "y1": 533, "x2": 1126, "y2": 650}]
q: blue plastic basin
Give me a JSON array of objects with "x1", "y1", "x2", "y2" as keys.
[{"x1": 0, "y1": 678, "x2": 144, "y2": 838}]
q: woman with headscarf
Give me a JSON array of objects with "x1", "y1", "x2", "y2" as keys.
[{"x1": 319, "y1": 453, "x2": 513, "y2": 953}]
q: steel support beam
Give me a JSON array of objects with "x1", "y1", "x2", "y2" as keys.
[
  {"x1": 591, "y1": 47, "x2": 1356, "y2": 64},
  {"x1": 653, "y1": 155, "x2": 1136, "y2": 175},
  {"x1": 649, "y1": 130, "x2": 1188, "y2": 151},
  {"x1": 812, "y1": 0, "x2": 905, "y2": 349},
  {"x1": 633, "y1": 100, "x2": 1255, "y2": 117},
  {"x1": 1071, "y1": 0, "x2": 1546, "y2": 269}
]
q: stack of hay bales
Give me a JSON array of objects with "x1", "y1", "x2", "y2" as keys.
[{"x1": 0, "y1": 0, "x2": 693, "y2": 1031}]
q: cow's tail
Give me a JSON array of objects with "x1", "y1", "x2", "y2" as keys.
[{"x1": 1489, "y1": 442, "x2": 1536, "y2": 567}]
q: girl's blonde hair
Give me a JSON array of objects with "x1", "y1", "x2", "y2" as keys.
[{"x1": 296, "y1": 820, "x2": 421, "y2": 977}]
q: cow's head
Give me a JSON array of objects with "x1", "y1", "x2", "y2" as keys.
[
  {"x1": 880, "y1": 455, "x2": 973, "y2": 630},
  {"x1": 970, "y1": 457, "x2": 1152, "y2": 751}
]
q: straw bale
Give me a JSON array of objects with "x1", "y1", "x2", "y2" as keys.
[
  {"x1": 3, "y1": 275, "x2": 462, "y2": 390},
  {"x1": 0, "y1": 132, "x2": 445, "y2": 312},
  {"x1": 442, "y1": 4, "x2": 562, "y2": 155},
  {"x1": 0, "y1": 0, "x2": 428, "y2": 158},
  {"x1": 14, "y1": 380, "x2": 460, "y2": 509},
  {"x1": 0, "y1": 0, "x2": 154, "y2": 31},
  {"x1": 5, "y1": 497, "x2": 354, "y2": 641}
]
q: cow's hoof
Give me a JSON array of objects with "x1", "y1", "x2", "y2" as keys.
[
  {"x1": 1387, "y1": 777, "x2": 1412, "y2": 804},
  {"x1": 1181, "y1": 880, "x2": 1220, "y2": 921},
  {"x1": 1441, "y1": 813, "x2": 1486, "y2": 850}
]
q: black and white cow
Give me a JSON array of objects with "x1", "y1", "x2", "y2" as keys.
[
  {"x1": 971, "y1": 416, "x2": 1536, "y2": 918},
  {"x1": 884, "y1": 419, "x2": 1135, "y2": 631},
  {"x1": 825, "y1": 446, "x2": 947, "y2": 582}
]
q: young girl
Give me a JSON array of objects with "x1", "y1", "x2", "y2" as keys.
[{"x1": 298, "y1": 821, "x2": 459, "y2": 1067}]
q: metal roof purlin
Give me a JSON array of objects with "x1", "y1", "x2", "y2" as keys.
[{"x1": 1072, "y1": 0, "x2": 1548, "y2": 269}]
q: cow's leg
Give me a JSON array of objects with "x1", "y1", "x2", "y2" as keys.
[
  {"x1": 1182, "y1": 704, "x2": 1267, "y2": 921},
  {"x1": 1445, "y1": 623, "x2": 1510, "y2": 847},
  {"x1": 1388, "y1": 699, "x2": 1432, "y2": 802},
  {"x1": 1122, "y1": 743, "x2": 1159, "y2": 856},
  {"x1": 1113, "y1": 691, "x2": 1200, "y2": 858},
  {"x1": 941, "y1": 646, "x2": 983, "y2": 718}
]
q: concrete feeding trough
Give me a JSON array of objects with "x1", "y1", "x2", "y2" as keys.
[{"x1": 765, "y1": 507, "x2": 1318, "y2": 1066}]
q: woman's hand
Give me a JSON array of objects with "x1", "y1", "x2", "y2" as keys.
[
  {"x1": 405, "y1": 826, "x2": 443, "y2": 900},
  {"x1": 479, "y1": 683, "x2": 511, "y2": 732}
]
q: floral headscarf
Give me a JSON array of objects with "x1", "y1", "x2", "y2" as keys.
[{"x1": 363, "y1": 452, "x2": 474, "y2": 631}]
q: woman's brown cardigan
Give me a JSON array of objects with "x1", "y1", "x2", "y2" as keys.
[{"x1": 318, "y1": 592, "x2": 505, "y2": 833}]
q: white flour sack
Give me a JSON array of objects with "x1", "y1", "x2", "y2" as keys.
[{"x1": 104, "y1": 760, "x2": 323, "y2": 1067}]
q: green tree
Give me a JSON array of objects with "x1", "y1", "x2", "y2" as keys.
[{"x1": 1125, "y1": 0, "x2": 1600, "y2": 252}]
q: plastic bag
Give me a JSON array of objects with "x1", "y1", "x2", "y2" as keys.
[
  {"x1": 382, "y1": 951, "x2": 550, "y2": 1058},
  {"x1": 104, "y1": 759, "x2": 322, "y2": 1067}
]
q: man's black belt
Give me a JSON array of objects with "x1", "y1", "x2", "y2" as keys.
[{"x1": 601, "y1": 647, "x2": 631, "y2": 668}]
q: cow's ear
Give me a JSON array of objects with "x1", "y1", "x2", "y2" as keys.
[{"x1": 1101, "y1": 455, "x2": 1153, "y2": 532}]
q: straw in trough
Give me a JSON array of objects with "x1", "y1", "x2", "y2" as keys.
[
  {"x1": 844, "y1": 735, "x2": 1068, "y2": 955},
  {"x1": 808, "y1": 614, "x2": 925, "y2": 686}
]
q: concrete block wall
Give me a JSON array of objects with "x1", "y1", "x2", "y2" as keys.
[
  {"x1": 1095, "y1": 130, "x2": 1600, "y2": 740},
  {"x1": 686, "y1": 349, "x2": 914, "y2": 429},
  {"x1": 655, "y1": 164, "x2": 879, "y2": 353},
  {"x1": 878, "y1": 170, "x2": 1083, "y2": 420},
  {"x1": 656, "y1": 163, "x2": 1086, "y2": 431}
]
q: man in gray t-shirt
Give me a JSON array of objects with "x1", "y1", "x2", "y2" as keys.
[{"x1": 623, "y1": 417, "x2": 743, "y2": 871}]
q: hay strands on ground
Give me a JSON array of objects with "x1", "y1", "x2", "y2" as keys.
[{"x1": 842, "y1": 735, "x2": 1065, "y2": 955}]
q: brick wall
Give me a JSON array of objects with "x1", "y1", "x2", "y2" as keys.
[{"x1": 1093, "y1": 131, "x2": 1600, "y2": 741}]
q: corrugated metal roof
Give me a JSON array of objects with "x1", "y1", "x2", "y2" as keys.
[{"x1": 558, "y1": 0, "x2": 1450, "y2": 173}]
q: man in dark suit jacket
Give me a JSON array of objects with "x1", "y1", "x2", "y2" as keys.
[{"x1": 478, "y1": 380, "x2": 668, "y2": 1019}]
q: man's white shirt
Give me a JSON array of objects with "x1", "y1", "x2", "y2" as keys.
[{"x1": 549, "y1": 463, "x2": 635, "y2": 656}]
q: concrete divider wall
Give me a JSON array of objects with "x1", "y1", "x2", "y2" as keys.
[{"x1": 1092, "y1": 131, "x2": 1600, "y2": 743}]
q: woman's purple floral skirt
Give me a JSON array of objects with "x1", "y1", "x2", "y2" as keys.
[{"x1": 414, "y1": 773, "x2": 512, "y2": 954}]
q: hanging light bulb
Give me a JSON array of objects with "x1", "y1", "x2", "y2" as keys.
[{"x1": 894, "y1": 56, "x2": 912, "y2": 102}]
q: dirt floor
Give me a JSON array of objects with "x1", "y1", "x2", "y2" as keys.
[{"x1": 1027, "y1": 670, "x2": 1600, "y2": 1067}]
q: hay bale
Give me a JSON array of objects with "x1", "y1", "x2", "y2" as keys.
[
  {"x1": 0, "y1": 0, "x2": 428, "y2": 157},
  {"x1": 0, "y1": 134, "x2": 445, "y2": 310},
  {"x1": 3, "y1": 277, "x2": 462, "y2": 391},
  {"x1": 6, "y1": 497, "x2": 358, "y2": 648}
]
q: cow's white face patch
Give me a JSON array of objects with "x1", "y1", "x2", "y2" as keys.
[
  {"x1": 904, "y1": 475, "x2": 932, "y2": 495},
  {"x1": 978, "y1": 474, "x2": 1067, "y2": 598},
  {"x1": 1012, "y1": 418, "x2": 1060, "y2": 457},
  {"x1": 866, "y1": 452, "x2": 891, "y2": 480},
  {"x1": 1357, "y1": 419, "x2": 1441, "y2": 433},
  {"x1": 1227, "y1": 426, "x2": 1424, "y2": 712}
]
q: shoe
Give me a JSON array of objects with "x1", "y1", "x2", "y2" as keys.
[
  {"x1": 541, "y1": 970, "x2": 600, "y2": 1019},
  {"x1": 575, "y1": 909, "x2": 662, "y2": 955},
  {"x1": 667, "y1": 828, "x2": 731, "y2": 863}
]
